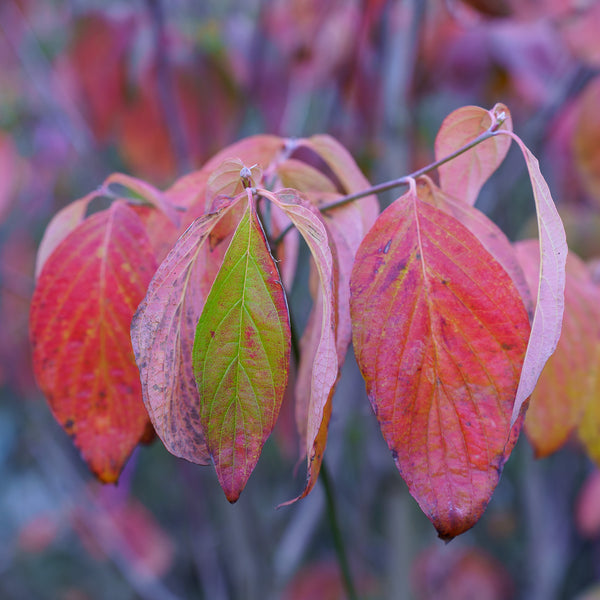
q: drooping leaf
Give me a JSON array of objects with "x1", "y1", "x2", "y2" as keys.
[
  {"x1": 192, "y1": 194, "x2": 291, "y2": 502},
  {"x1": 497, "y1": 132, "x2": 568, "y2": 425},
  {"x1": 435, "y1": 103, "x2": 512, "y2": 206},
  {"x1": 517, "y1": 241, "x2": 598, "y2": 457},
  {"x1": 266, "y1": 188, "x2": 339, "y2": 502},
  {"x1": 131, "y1": 198, "x2": 244, "y2": 466},
  {"x1": 30, "y1": 201, "x2": 157, "y2": 482},
  {"x1": 350, "y1": 184, "x2": 531, "y2": 539}
]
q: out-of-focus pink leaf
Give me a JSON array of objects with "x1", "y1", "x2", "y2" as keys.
[
  {"x1": 31, "y1": 201, "x2": 157, "y2": 482},
  {"x1": 131, "y1": 199, "x2": 243, "y2": 466},
  {"x1": 576, "y1": 469, "x2": 600, "y2": 538},
  {"x1": 350, "y1": 184, "x2": 530, "y2": 539},
  {"x1": 192, "y1": 195, "x2": 291, "y2": 502},
  {"x1": 518, "y1": 241, "x2": 599, "y2": 457},
  {"x1": 412, "y1": 544, "x2": 514, "y2": 600},
  {"x1": 266, "y1": 188, "x2": 338, "y2": 503},
  {"x1": 497, "y1": 132, "x2": 568, "y2": 425},
  {"x1": 435, "y1": 103, "x2": 512, "y2": 206}
]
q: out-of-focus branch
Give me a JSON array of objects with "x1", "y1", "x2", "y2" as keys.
[
  {"x1": 25, "y1": 403, "x2": 184, "y2": 600},
  {"x1": 145, "y1": 0, "x2": 193, "y2": 175}
]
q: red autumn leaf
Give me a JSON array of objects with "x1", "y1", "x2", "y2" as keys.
[
  {"x1": 131, "y1": 200, "x2": 243, "y2": 466},
  {"x1": 350, "y1": 183, "x2": 531, "y2": 539},
  {"x1": 265, "y1": 188, "x2": 339, "y2": 503},
  {"x1": 417, "y1": 176, "x2": 533, "y2": 315},
  {"x1": 434, "y1": 103, "x2": 513, "y2": 206},
  {"x1": 192, "y1": 194, "x2": 291, "y2": 501},
  {"x1": 495, "y1": 132, "x2": 567, "y2": 425},
  {"x1": 63, "y1": 12, "x2": 132, "y2": 142},
  {"x1": 518, "y1": 241, "x2": 599, "y2": 458},
  {"x1": 30, "y1": 201, "x2": 157, "y2": 483}
]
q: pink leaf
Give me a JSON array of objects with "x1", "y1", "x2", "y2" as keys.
[{"x1": 435, "y1": 104, "x2": 513, "y2": 206}]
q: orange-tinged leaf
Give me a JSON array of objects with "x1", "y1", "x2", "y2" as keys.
[
  {"x1": 518, "y1": 241, "x2": 599, "y2": 457},
  {"x1": 350, "y1": 184, "x2": 531, "y2": 539},
  {"x1": 131, "y1": 200, "x2": 243, "y2": 466},
  {"x1": 192, "y1": 196, "x2": 291, "y2": 502},
  {"x1": 498, "y1": 133, "x2": 568, "y2": 425},
  {"x1": 435, "y1": 103, "x2": 512, "y2": 206},
  {"x1": 30, "y1": 201, "x2": 157, "y2": 482},
  {"x1": 267, "y1": 189, "x2": 338, "y2": 502},
  {"x1": 574, "y1": 77, "x2": 600, "y2": 202}
]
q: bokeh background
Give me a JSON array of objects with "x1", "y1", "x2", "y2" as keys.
[{"x1": 3, "y1": 1, "x2": 600, "y2": 598}]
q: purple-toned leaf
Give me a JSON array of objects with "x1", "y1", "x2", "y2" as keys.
[{"x1": 131, "y1": 197, "x2": 244, "y2": 465}]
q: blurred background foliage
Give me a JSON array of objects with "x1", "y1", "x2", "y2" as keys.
[{"x1": 3, "y1": 0, "x2": 600, "y2": 598}]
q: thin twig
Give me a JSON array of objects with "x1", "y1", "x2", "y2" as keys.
[{"x1": 272, "y1": 124, "x2": 499, "y2": 246}]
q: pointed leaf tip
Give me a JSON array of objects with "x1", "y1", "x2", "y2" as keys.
[
  {"x1": 31, "y1": 201, "x2": 157, "y2": 482},
  {"x1": 192, "y1": 199, "x2": 291, "y2": 501},
  {"x1": 350, "y1": 188, "x2": 530, "y2": 537}
]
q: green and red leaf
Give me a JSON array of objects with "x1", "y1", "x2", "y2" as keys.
[
  {"x1": 350, "y1": 183, "x2": 531, "y2": 539},
  {"x1": 30, "y1": 201, "x2": 157, "y2": 483},
  {"x1": 192, "y1": 194, "x2": 291, "y2": 502}
]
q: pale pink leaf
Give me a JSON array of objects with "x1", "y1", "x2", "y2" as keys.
[{"x1": 435, "y1": 104, "x2": 513, "y2": 206}]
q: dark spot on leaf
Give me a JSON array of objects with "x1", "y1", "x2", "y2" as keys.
[{"x1": 64, "y1": 418, "x2": 75, "y2": 432}]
